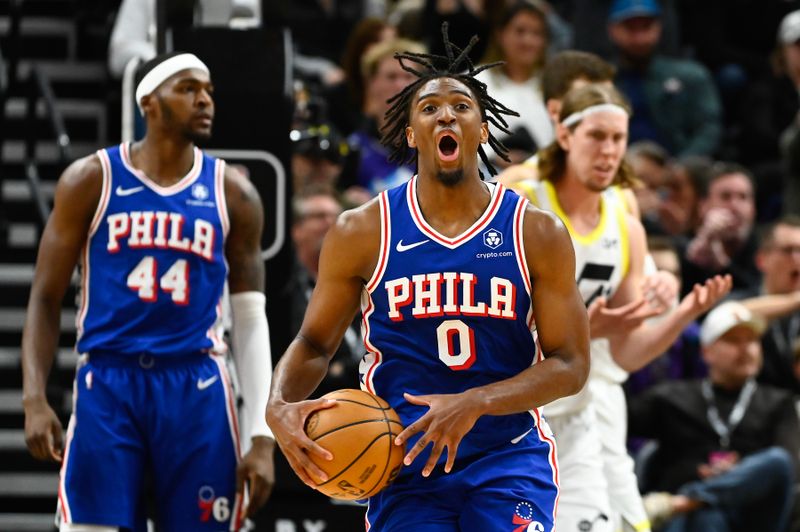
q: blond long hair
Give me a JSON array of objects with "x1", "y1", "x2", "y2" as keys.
[{"x1": 538, "y1": 83, "x2": 638, "y2": 188}]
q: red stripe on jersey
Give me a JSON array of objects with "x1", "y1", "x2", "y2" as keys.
[
  {"x1": 533, "y1": 407, "x2": 560, "y2": 523},
  {"x1": 407, "y1": 176, "x2": 505, "y2": 248},
  {"x1": 366, "y1": 192, "x2": 391, "y2": 293}
]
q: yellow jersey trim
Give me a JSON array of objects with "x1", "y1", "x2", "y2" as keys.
[
  {"x1": 515, "y1": 179, "x2": 540, "y2": 206},
  {"x1": 543, "y1": 180, "x2": 609, "y2": 245},
  {"x1": 616, "y1": 195, "x2": 630, "y2": 279}
]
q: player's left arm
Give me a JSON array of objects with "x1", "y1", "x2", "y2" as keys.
[
  {"x1": 223, "y1": 164, "x2": 274, "y2": 515},
  {"x1": 396, "y1": 206, "x2": 590, "y2": 476},
  {"x1": 606, "y1": 215, "x2": 731, "y2": 372}
]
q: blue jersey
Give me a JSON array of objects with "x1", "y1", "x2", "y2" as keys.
[
  {"x1": 359, "y1": 176, "x2": 556, "y2": 473},
  {"x1": 76, "y1": 143, "x2": 229, "y2": 357}
]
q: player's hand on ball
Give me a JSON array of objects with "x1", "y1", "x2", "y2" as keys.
[
  {"x1": 395, "y1": 391, "x2": 482, "y2": 478},
  {"x1": 23, "y1": 398, "x2": 63, "y2": 462},
  {"x1": 266, "y1": 397, "x2": 336, "y2": 488},
  {"x1": 237, "y1": 436, "x2": 275, "y2": 517}
]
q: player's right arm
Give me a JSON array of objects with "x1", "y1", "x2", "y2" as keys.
[
  {"x1": 266, "y1": 199, "x2": 380, "y2": 487},
  {"x1": 22, "y1": 155, "x2": 102, "y2": 461}
]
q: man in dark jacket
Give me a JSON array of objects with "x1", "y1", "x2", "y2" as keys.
[{"x1": 629, "y1": 301, "x2": 798, "y2": 532}]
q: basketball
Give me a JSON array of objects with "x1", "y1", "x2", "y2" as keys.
[{"x1": 304, "y1": 388, "x2": 405, "y2": 500}]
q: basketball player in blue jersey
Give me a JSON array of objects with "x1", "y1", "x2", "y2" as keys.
[
  {"x1": 21, "y1": 52, "x2": 275, "y2": 531},
  {"x1": 267, "y1": 26, "x2": 590, "y2": 531}
]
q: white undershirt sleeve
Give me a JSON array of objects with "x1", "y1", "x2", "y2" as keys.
[{"x1": 230, "y1": 291, "x2": 274, "y2": 448}]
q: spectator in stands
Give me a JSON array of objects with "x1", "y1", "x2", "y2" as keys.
[
  {"x1": 627, "y1": 140, "x2": 671, "y2": 234},
  {"x1": 284, "y1": 186, "x2": 361, "y2": 397},
  {"x1": 565, "y1": 0, "x2": 681, "y2": 62},
  {"x1": 347, "y1": 38, "x2": 424, "y2": 195},
  {"x1": 681, "y1": 162, "x2": 761, "y2": 296},
  {"x1": 658, "y1": 156, "x2": 710, "y2": 238},
  {"x1": 329, "y1": 18, "x2": 397, "y2": 135},
  {"x1": 419, "y1": 0, "x2": 571, "y2": 73},
  {"x1": 746, "y1": 216, "x2": 800, "y2": 394},
  {"x1": 629, "y1": 300, "x2": 799, "y2": 532},
  {"x1": 476, "y1": 1, "x2": 552, "y2": 165},
  {"x1": 607, "y1": 0, "x2": 723, "y2": 158}
]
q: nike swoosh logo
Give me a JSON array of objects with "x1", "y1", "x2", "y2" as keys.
[
  {"x1": 396, "y1": 239, "x2": 430, "y2": 252},
  {"x1": 116, "y1": 185, "x2": 145, "y2": 196},
  {"x1": 197, "y1": 375, "x2": 219, "y2": 390}
]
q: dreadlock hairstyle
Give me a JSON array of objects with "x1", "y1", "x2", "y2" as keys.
[{"x1": 380, "y1": 23, "x2": 520, "y2": 179}]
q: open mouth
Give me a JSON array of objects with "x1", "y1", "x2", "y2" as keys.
[{"x1": 437, "y1": 134, "x2": 459, "y2": 162}]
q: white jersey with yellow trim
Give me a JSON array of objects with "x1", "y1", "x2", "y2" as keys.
[{"x1": 527, "y1": 179, "x2": 631, "y2": 416}]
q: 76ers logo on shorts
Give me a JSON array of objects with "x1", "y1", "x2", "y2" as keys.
[
  {"x1": 512, "y1": 501, "x2": 544, "y2": 532},
  {"x1": 483, "y1": 228, "x2": 503, "y2": 249},
  {"x1": 198, "y1": 485, "x2": 231, "y2": 524}
]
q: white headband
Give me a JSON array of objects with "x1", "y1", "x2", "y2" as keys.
[
  {"x1": 135, "y1": 53, "x2": 210, "y2": 114},
  {"x1": 561, "y1": 103, "x2": 629, "y2": 128}
]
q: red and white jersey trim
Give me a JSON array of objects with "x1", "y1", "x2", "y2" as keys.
[
  {"x1": 77, "y1": 151, "x2": 113, "y2": 341},
  {"x1": 57, "y1": 355, "x2": 88, "y2": 524},
  {"x1": 512, "y1": 196, "x2": 537, "y2": 331},
  {"x1": 120, "y1": 142, "x2": 204, "y2": 196},
  {"x1": 365, "y1": 192, "x2": 391, "y2": 293},
  {"x1": 361, "y1": 193, "x2": 391, "y2": 394},
  {"x1": 532, "y1": 407, "x2": 560, "y2": 526},
  {"x1": 89, "y1": 151, "x2": 112, "y2": 237},
  {"x1": 360, "y1": 293, "x2": 383, "y2": 395},
  {"x1": 406, "y1": 176, "x2": 505, "y2": 249},
  {"x1": 214, "y1": 159, "x2": 230, "y2": 237}
]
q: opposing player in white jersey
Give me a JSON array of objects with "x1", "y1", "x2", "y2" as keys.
[
  {"x1": 492, "y1": 50, "x2": 678, "y2": 532},
  {"x1": 528, "y1": 83, "x2": 731, "y2": 532},
  {"x1": 267, "y1": 27, "x2": 591, "y2": 531}
]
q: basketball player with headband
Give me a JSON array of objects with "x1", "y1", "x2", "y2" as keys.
[{"x1": 22, "y1": 51, "x2": 275, "y2": 531}]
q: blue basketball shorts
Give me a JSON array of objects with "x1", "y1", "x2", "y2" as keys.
[
  {"x1": 57, "y1": 352, "x2": 243, "y2": 531},
  {"x1": 365, "y1": 428, "x2": 559, "y2": 531}
]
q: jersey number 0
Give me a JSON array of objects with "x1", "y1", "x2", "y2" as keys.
[{"x1": 436, "y1": 319, "x2": 476, "y2": 370}]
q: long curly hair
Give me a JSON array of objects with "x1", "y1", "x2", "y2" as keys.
[
  {"x1": 538, "y1": 83, "x2": 638, "y2": 188},
  {"x1": 379, "y1": 23, "x2": 520, "y2": 178}
]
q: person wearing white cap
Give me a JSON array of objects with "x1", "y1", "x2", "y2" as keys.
[
  {"x1": 21, "y1": 51, "x2": 276, "y2": 530},
  {"x1": 630, "y1": 300, "x2": 799, "y2": 532}
]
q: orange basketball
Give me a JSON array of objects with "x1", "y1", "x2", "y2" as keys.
[{"x1": 304, "y1": 388, "x2": 405, "y2": 500}]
